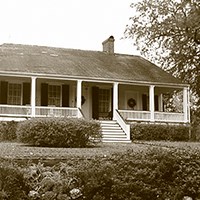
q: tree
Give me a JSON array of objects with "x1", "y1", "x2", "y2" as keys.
[{"x1": 125, "y1": 0, "x2": 200, "y2": 112}]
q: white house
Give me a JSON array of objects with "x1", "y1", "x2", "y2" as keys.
[{"x1": 0, "y1": 36, "x2": 190, "y2": 142}]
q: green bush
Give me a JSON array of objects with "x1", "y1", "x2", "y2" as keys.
[
  {"x1": 0, "y1": 121, "x2": 18, "y2": 141},
  {"x1": 75, "y1": 148, "x2": 200, "y2": 200},
  {"x1": 2, "y1": 147, "x2": 200, "y2": 199},
  {"x1": 130, "y1": 123, "x2": 190, "y2": 141},
  {"x1": 17, "y1": 118, "x2": 101, "y2": 147},
  {"x1": 0, "y1": 160, "x2": 29, "y2": 200}
]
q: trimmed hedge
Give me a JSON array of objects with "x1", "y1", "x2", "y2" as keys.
[
  {"x1": 17, "y1": 118, "x2": 101, "y2": 147},
  {"x1": 130, "y1": 123, "x2": 190, "y2": 141},
  {"x1": 0, "y1": 121, "x2": 18, "y2": 141}
]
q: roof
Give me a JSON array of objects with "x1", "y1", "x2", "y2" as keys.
[{"x1": 0, "y1": 43, "x2": 185, "y2": 86}]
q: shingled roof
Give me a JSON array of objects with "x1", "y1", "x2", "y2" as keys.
[{"x1": 0, "y1": 43, "x2": 185, "y2": 86}]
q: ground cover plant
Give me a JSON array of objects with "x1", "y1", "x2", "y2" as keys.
[
  {"x1": 1, "y1": 143, "x2": 200, "y2": 200},
  {"x1": 0, "y1": 159, "x2": 29, "y2": 200},
  {"x1": 17, "y1": 118, "x2": 101, "y2": 148}
]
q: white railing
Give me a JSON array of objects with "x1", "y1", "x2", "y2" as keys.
[
  {"x1": 0, "y1": 105, "x2": 83, "y2": 119},
  {"x1": 35, "y1": 106, "x2": 82, "y2": 118},
  {"x1": 119, "y1": 110, "x2": 151, "y2": 121},
  {"x1": 119, "y1": 110, "x2": 186, "y2": 123},
  {"x1": 154, "y1": 112, "x2": 185, "y2": 123},
  {"x1": 114, "y1": 110, "x2": 130, "y2": 141},
  {"x1": 0, "y1": 105, "x2": 31, "y2": 117}
]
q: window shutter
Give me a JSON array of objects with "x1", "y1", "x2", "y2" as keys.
[
  {"x1": 23, "y1": 82, "x2": 31, "y2": 105},
  {"x1": 41, "y1": 83, "x2": 48, "y2": 106},
  {"x1": 92, "y1": 86, "x2": 99, "y2": 119},
  {"x1": 155, "y1": 95, "x2": 159, "y2": 111},
  {"x1": 0, "y1": 81, "x2": 8, "y2": 104},
  {"x1": 142, "y1": 94, "x2": 147, "y2": 111},
  {"x1": 62, "y1": 84, "x2": 69, "y2": 107},
  {"x1": 110, "y1": 88, "x2": 113, "y2": 119}
]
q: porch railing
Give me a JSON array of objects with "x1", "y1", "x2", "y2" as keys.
[
  {"x1": 0, "y1": 105, "x2": 31, "y2": 117},
  {"x1": 35, "y1": 106, "x2": 83, "y2": 118},
  {"x1": 0, "y1": 105, "x2": 83, "y2": 119},
  {"x1": 154, "y1": 112, "x2": 185, "y2": 122},
  {"x1": 119, "y1": 110, "x2": 186, "y2": 123},
  {"x1": 114, "y1": 110, "x2": 130, "y2": 141}
]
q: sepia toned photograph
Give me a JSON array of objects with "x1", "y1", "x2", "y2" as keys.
[{"x1": 0, "y1": 0, "x2": 199, "y2": 199}]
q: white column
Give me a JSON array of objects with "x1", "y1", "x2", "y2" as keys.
[
  {"x1": 183, "y1": 87, "x2": 189, "y2": 123},
  {"x1": 159, "y1": 93, "x2": 163, "y2": 112},
  {"x1": 76, "y1": 80, "x2": 82, "y2": 108},
  {"x1": 31, "y1": 77, "x2": 37, "y2": 117},
  {"x1": 149, "y1": 85, "x2": 155, "y2": 121},
  {"x1": 113, "y1": 82, "x2": 119, "y2": 120}
]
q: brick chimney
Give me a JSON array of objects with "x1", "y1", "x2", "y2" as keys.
[{"x1": 102, "y1": 36, "x2": 115, "y2": 53}]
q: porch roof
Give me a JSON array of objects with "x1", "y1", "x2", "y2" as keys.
[{"x1": 0, "y1": 43, "x2": 185, "y2": 86}]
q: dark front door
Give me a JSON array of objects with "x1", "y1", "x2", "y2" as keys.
[{"x1": 92, "y1": 87, "x2": 111, "y2": 120}]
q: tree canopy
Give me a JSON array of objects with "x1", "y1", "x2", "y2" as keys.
[{"x1": 125, "y1": 0, "x2": 200, "y2": 111}]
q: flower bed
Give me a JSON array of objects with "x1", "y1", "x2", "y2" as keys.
[{"x1": 1, "y1": 145, "x2": 200, "y2": 200}]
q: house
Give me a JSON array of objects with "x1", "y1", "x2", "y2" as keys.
[{"x1": 0, "y1": 36, "x2": 190, "y2": 142}]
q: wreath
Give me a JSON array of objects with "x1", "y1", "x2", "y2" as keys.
[{"x1": 127, "y1": 98, "x2": 136, "y2": 108}]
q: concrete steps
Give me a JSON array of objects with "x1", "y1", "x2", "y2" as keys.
[{"x1": 100, "y1": 120, "x2": 131, "y2": 143}]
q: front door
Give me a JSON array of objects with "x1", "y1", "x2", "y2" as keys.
[{"x1": 92, "y1": 87, "x2": 111, "y2": 120}]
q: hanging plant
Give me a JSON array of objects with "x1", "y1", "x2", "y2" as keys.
[{"x1": 81, "y1": 96, "x2": 86, "y2": 105}]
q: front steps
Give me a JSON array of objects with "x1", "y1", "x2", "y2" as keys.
[{"x1": 100, "y1": 120, "x2": 131, "y2": 143}]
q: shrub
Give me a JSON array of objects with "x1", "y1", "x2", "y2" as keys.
[
  {"x1": 75, "y1": 148, "x2": 200, "y2": 200},
  {"x1": 2, "y1": 147, "x2": 200, "y2": 200},
  {"x1": 17, "y1": 118, "x2": 101, "y2": 147},
  {"x1": 0, "y1": 160, "x2": 29, "y2": 200},
  {"x1": 0, "y1": 121, "x2": 18, "y2": 141},
  {"x1": 130, "y1": 123, "x2": 190, "y2": 141}
]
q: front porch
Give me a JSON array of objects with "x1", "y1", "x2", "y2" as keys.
[
  {"x1": 0, "y1": 75, "x2": 190, "y2": 142},
  {"x1": 0, "y1": 104, "x2": 187, "y2": 124}
]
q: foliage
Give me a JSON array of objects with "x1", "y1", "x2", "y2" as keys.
[
  {"x1": 22, "y1": 162, "x2": 83, "y2": 200},
  {"x1": 0, "y1": 160, "x2": 29, "y2": 200},
  {"x1": 17, "y1": 118, "x2": 101, "y2": 147},
  {"x1": 125, "y1": 0, "x2": 200, "y2": 110},
  {"x1": 2, "y1": 147, "x2": 200, "y2": 199},
  {"x1": 75, "y1": 148, "x2": 200, "y2": 200},
  {"x1": 0, "y1": 121, "x2": 18, "y2": 141},
  {"x1": 130, "y1": 123, "x2": 190, "y2": 141}
]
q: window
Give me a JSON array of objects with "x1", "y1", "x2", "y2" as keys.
[
  {"x1": 8, "y1": 83, "x2": 22, "y2": 105},
  {"x1": 48, "y1": 85, "x2": 61, "y2": 106}
]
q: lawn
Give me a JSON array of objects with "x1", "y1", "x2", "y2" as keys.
[{"x1": 1, "y1": 140, "x2": 200, "y2": 160}]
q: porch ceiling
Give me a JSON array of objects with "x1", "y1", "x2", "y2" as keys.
[{"x1": 0, "y1": 43, "x2": 186, "y2": 86}]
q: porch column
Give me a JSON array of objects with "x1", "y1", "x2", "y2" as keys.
[
  {"x1": 149, "y1": 85, "x2": 155, "y2": 121},
  {"x1": 76, "y1": 80, "x2": 82, "y2": 108},
  {"x1": 183, "y1": 87, "x2": 189, "y2": 123},
  {"x1": 113, "y1": 82, "x2": 119, "y2": 120},
  {"x1": 31, "y1": 76, "x2": 37, "y2": 117},
  {"x1": 159, "y1": 93, "x2": 163, "y2": 112}
]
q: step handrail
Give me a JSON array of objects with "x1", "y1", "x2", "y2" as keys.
[
  {"x1": 77, "y1": 108, "x2": 85, "y2": 118},
  {"x1": 114, "y1": 110, "x2": 130, "y2": 141}
]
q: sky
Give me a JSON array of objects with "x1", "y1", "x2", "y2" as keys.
[{"x1": 0, "y1": 0, "x2": 140, "y2": 55}]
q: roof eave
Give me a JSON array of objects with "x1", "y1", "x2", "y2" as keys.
[{"x1": 0, "y1": 71, "x2": 189, "y2": 88}]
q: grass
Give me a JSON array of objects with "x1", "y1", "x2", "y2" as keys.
[{"x1": 1, "y1": 141, "x2": 200, "y2": 161}]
